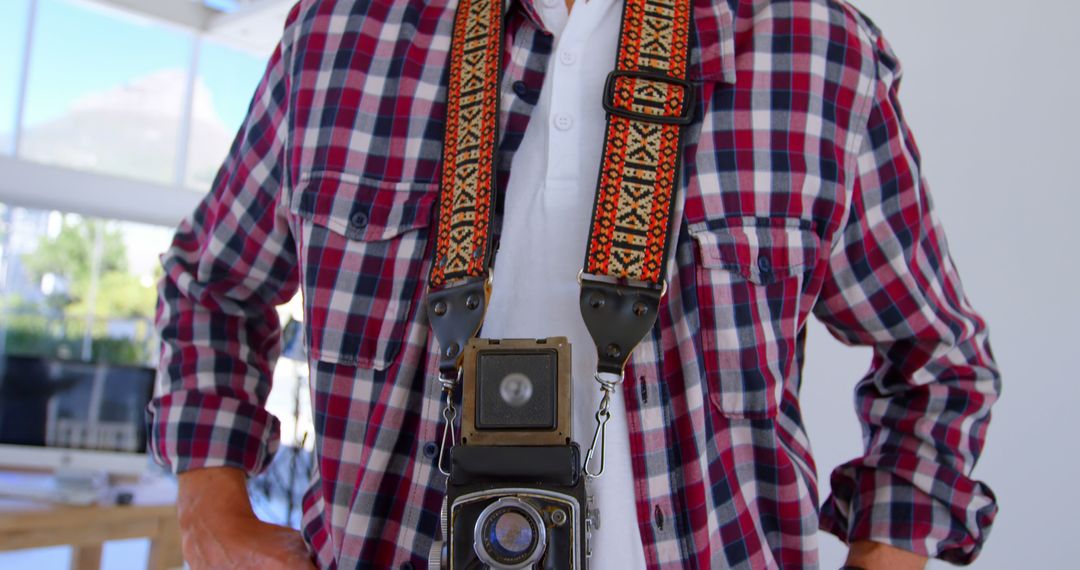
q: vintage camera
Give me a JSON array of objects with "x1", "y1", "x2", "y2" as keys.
[{"x1": 429, "y1": 337, "x2": 594, "y2": 569}]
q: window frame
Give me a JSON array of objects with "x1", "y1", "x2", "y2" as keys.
[{"x1": 0, "y1": 0, "x2": 278, "y2": 230}]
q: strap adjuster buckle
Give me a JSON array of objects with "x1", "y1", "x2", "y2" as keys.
[{"x1": 602, "y1": 70, "x2": 696, "y2": 126}]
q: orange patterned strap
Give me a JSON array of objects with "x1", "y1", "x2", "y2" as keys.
[
  {"x1": 428, "y1": 0, "x2": 503, "y2": 290},
  {"x1": 584, "y1": 0, "x2": 694, "y2": 288},
  {"x1": 427, "y1": 0, "x2": 693, "y2": 376}
]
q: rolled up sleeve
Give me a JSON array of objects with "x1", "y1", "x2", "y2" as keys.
[
  {"x1": 813, "y1": 24, "x2": 1000, "y2": 565},
  {"x1": 147, "y1": 7, "x2": 301, "y2": 476}
]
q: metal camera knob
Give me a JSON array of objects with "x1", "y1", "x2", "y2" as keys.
[
  {"x1": 428, "y1": 540, "x2": 446, "y2": 570},
  {"x1": 440, "y1": 497, "x2": 449, "y2": 541}
]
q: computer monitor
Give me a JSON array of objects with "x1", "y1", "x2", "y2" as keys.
[{"x1": 0, "y1": 354, "x2": 156, "y2": 476}]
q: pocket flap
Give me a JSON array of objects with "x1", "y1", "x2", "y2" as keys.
[
  {"x1": 690, "y1": 218, "x2": 821, "y2": 284},
  {"x1": 290, "y1": 171, "x2": 437, "y2": 241}
]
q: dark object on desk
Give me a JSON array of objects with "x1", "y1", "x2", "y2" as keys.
[{"x1": 115, "y1": 491, "x2": 134, "y2": 505}]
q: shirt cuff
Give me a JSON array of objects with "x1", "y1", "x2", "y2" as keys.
[
  {"x1": 818, "y1": 455, "x2": 998, "y2": 565},
  {"x1": 146, "y1": 390, "x2": 280, "y2": 476}
]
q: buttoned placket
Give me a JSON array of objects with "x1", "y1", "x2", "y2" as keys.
[{"x1": 544, "y1": 1, "x2": 615, "y2": 182}]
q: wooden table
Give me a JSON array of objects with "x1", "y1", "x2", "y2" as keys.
[{"x1": 0, "y1": 498, "x2": 183, "y2": 570}]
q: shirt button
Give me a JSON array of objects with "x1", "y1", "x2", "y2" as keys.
[
  {"x1": 349, "y1": 211, "x2": 369, "y2": 229},
  {"x1": 553, "y1": 113, "x2": 574, "y2": 131},
  {"x1": 757, "y1": 254, "x2": 772, "y2": 274},
  {"x1": 423, "y1": 441, "x2": 438, "y2": 459},
  {"x1": 559, "y1": 50, "x2": 577, "y2": 65},
  {"x1": 512, "y1": 80, "x2": 529, "y2": 97}
]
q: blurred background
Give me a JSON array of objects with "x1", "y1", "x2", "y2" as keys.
[
  {"x1": 0, "y1": 0, "x2": 1075, "y2": 568},
  {"x1": 0, "y1": 1, "x2": 311, "y2": 568}
]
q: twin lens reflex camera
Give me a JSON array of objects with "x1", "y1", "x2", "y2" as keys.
[{"x1": 429, "y1": 337, "x2": 596, "y2": 569}]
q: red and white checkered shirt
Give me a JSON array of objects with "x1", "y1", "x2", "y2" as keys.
[{"x1": 147, "y1": 0, "x2": 1000, "y2": 568}]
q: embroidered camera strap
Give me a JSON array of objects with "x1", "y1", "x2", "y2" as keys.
[
  {"x1": 579, "y1": 0, "x2": 694, "y2": 378},
  {"x1": 426, "y1": 0, "x2": 694, "y2": 476},
  {"x1": 577, "y1": 0, "x2": 694, "y2": 477},
  {"x1": 427, "y1": 0, "x2": 504, "y2": 380}
]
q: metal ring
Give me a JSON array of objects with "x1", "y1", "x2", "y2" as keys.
[
  {"x1": 438, "y1": 368, "x2": 463, "y2": 391},
  {"x1": 594, "y1": 371, "x2": 623, "y2": 392},
  {"x1": 473, "y1": 497, "x2": 547, "y2": 570}
]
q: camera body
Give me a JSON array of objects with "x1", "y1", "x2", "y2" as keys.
[{"x1": 430, "y1": 337, "x2": 593, "y2": 570}]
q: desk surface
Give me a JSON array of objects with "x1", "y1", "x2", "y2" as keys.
[{"x1": 0, "y1": 472, "x2": 182, "y2": 570}]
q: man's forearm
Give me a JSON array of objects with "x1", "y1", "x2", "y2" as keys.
[
  {"x1": 177, "y1": 466, "x2": 254, "y2": 528},
  {"x1": 846, "y1": 540, "x2": 928, "y2": 570},
  {"x1": 175, "y1": 466, "x2": 317, "y2": 570}
]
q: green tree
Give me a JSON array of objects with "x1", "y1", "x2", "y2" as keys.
[
  {"x1": 22, "y1": 218, "x2": 154, "y2": 319},
  {"x1": 12, "y1": 217, "x2": 158, "y2": 364}
]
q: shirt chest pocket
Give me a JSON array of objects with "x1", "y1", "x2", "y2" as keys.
[
  {"x1": 290, "y1": 172, "x2": 437, "y2": 370},
  {"x1": 690, "y1": 219, "x2": 820, "y2": 419}
]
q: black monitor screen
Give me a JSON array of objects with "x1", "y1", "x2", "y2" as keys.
[{"x1": 0, "y1": 355, "x2": 156, "y2": 453}]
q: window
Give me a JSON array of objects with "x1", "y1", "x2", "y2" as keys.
[
  {"x1": 186, "y1": 40, "x2": 269, "y2": 191},
  {"x1": 0, "y1": 0, "x2": 30, "y2": 155},
  {"x1": 0, "y1": 202, "x2": 172, "y2": 366},
  {"x1": 19, "y1": 0, "x2": 193, "y2": 185}
]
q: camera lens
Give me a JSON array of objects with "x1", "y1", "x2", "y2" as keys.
[
  {"x1": 474, "y1": 498, "x2": 546, "y2": 569},
  {"x1": 488, "y1": 509, "x2": 533, "y2": 557}
]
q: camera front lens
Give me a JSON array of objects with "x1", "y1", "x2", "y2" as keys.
[
  {"x1": 474, "y1": 498, "x2": 546, "y2": 569},
  {"x1": 487, "y1": 509, "x2": 534, "y2": 558}
]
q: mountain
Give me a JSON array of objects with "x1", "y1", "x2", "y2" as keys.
[{"x1": 19, "y1": 68, "x2": 235, "y2": 190}]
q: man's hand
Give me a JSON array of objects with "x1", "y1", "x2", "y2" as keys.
[
  {"x1": 177, "y1": 466, "x2": 317, "y2": 570},
  {"x1": 845, "y1": 540, "x2": 928, "y2": 570}
]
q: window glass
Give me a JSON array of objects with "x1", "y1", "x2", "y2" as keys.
[
  {"x1": 0, "y1": 200, "x2": 313, "y2": 530},
  {"x1": 186, "y1": 40, "x2": 268, "y2": 191},
  {"x1": 0, "y1": 202, "x2": 171, "y2": 365},
  {"x1": 204, "y1": 0, "x2": 241, "y2": 11},
  {"x1": 19, "y1": 0, "x2": 192, "y2": 184},
  {"x1": 0, "y1": 0, "x2": 30, "y2": 155}
]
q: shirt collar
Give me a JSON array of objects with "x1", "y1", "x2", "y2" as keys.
[
  {"x1": 511, "y1": 0, "x2": 737, "y2": 84},
  {"x1": 513, "y1": 0, "x2": 551, "y2": 33}
]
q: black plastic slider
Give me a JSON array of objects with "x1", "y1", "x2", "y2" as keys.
[{"x1": 602, "y1": 70, "x2": 696, "y2": 126}]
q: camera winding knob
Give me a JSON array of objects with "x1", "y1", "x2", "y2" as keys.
[{"x1": 428, "y1": 539, "x2": 446, "y2": 570}]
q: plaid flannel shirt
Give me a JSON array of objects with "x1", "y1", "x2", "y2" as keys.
[{"x1": 147, "y1": 0, "x2": 1000, "y2": 567}]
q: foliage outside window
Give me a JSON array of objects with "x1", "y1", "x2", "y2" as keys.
[{"x1": 0, "y1": 204, "x2": 166, "y2": 366}]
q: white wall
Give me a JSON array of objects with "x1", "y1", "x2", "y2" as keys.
[{"x1": 804, "y1": 1, "x2": 1080, "y2": 567}]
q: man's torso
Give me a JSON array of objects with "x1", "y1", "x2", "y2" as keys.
[{"x1": 282, "y1": 0, "x2": 877, "y2": 567}]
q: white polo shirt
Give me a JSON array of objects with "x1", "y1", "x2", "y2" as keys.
[{"x1": 479, "y1": 0, "x2": 648, "y2": 567}]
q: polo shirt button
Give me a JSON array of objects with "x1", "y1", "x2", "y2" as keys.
[
  {"x1": 512, "y1": 80, "x2": 529, "y2": 97},
  {"x1": 423, "y1": 441, "x2": 438, "y2": 459},
  {"x1": 349, "y1": 211, "x2": 369, "y2": 229},
  {"x1": 559, "y1": 50, "x2": 577, "y2": 65},
  {"x1": 553, "y1": 113, "x2": 574, "y2": 131},
  {"x1": 757, "y1": 254, "x2": 772, "y2": 274}
]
